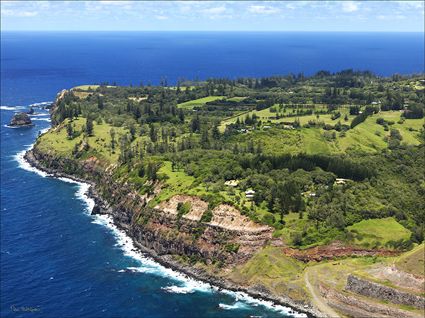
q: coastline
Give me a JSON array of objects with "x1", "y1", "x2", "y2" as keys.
[{"x1": 22, "y1": 146, "x2": 320, "y2": 318}]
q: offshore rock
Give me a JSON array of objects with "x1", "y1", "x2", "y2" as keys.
[{"x1": 9, "y1": 112, "x2": 33, "y2": 127}]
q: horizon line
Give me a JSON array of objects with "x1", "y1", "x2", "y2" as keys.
[{"x1": 1, "y1": 30, "x2": 424, "y2": 33}]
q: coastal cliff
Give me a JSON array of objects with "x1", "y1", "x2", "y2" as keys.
[{"x1": 24, "y1": 146, "x2": 316, "y2": 317}]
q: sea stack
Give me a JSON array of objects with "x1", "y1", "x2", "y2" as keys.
[{"x1": 9, "y1": 112, "x2": 33, "y2": 127}]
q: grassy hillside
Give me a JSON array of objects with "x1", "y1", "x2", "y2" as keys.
[
  {"x1": 395, "y1": 243, "x2": 425, "y2": 276},
  {"x1": 228, "y1": 246, "x2": 308, "y2": 302},
  {"x1": 347, "y1": 217, "x2": 412, "y2": 248},
  {"x1": 177, "y1": 96, "x2": 226, "y2": 109}
]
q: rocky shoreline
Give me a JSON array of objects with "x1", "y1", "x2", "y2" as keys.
[{"x1": 23, "y1": 148, "x2": 321, "y2": 318}]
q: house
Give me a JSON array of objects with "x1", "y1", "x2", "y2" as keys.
[
  {"x1": 224, "y1": 180, "x2": 239, "y2": 187},
  {"x1": 245, "y1": 189, "x2": 255, "y2": 199},
  {"x1": 302, "y1": 191, "x2": 316, "y2": 197},
  {"x1": 335, "y1": 178, "x2": 349, "y2": 185}
]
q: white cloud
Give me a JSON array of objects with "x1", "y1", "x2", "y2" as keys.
[
  {"x1": 1, "y1": 9, "x2": 38, "y2": 17},
  {"x1": 202, "y1": 6, "x2": 226, "y2": 15},
  {"x1": 396, "y1": 1, "x2": 424, "y2": 10},
  {"x1": 155, "y1": 15, "x2": 168, "y2": 20},
  {"x1": 342, "y1": 1, "x2": 359, "y2": 13},
  {"x1": 98, "y1": 1, "x2": 133, "y2": 5},
  {"x1": 248, "y1": 5, "x2": 280, "y2": 14}
]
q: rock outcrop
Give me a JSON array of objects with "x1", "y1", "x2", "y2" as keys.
[
  {"x1": 283, "y1": 241, "x2": 400, "y2": 262},
  {"x1": 345, "y1": 274, "x2": 425, "y2": 309},
  {"x1": 320, "y1": 283, "x2": 422, "y2": 318},
  {"x1": 9, "y1": 112, "x2": 32, "y2": 127}
]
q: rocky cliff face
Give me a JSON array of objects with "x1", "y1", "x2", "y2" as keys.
[
  {"x1": 9, "y1": 112, "x2": 32, "y2": 127},
  {"x1": 345, "y1": 274, "x2": 425, "y2": 309},
  {"x1": 26, "y1": 147, "x2": 273, "y2": 268}
]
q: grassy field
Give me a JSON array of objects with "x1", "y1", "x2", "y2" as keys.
[
  {"x1": 228, "y1": 246, "x2": 309, "y2": 302},
  {"x1": 37, "y1": 117, "x2": 126, "y2": 163},
  {"x1": 150, "y1": 161, "x2": 208, "y2": 206},
  {"x1": 347, "y1": 217, "x2": 411, "y2": 248},
  {"x1": 395, "y1": 243, "x2": 425, "y2": 276},
  {"x1": 224, "y1": 108, "x2": 422, "y2": 155},
  {"x1": 177, "y1": 96, "x2": 226, "y2": 109},
  {"x1": 72, "y1": 84, "x2": 117, "y2": 91}
]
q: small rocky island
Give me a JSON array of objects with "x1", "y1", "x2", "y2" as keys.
[{"x1": 9, "y1": 112, "x2": 33, "y2": 127}]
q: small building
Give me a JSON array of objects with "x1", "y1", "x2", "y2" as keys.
[
  {"x1": 263, "y1": 125, "x2": 271, "y2": 129},
  {"x1": 224, "y1": 180, "x2": 239, "y2": 187},
  {"x1": 302, "y1": 191, "x2": 316, "y2": 198},
  {"x1": 335, "y1": 178, "x2": 349, "y2": 185},
  {"x1": 245, "y1": 189, "x2": 255, "y2": 200}
]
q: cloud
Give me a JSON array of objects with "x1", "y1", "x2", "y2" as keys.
[
  {"x1": 342, "y1": 1, "x2": 359, "y2": 13},
  {"x1": 155, "y1": 15, "x2": 168, "y2": 20},
  {"x1": 248, "y1": 5, "x2": 280, "y2": 14},
  {"x1": 396, "y1": 1, "x2": 424, "y2": 10},
  {"x1": 202, "y1": 6, "x2": 226, "y2": 15},
  {"x1": 1, "y1": 9, "x2": 38, "y2": 17},
  {"x1": 98, "y1": 1, "x2": 133, "y2": 5}
]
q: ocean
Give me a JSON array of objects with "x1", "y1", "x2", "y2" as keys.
[{"x1": 1, "y1": 31, "x2": 423, "y2": 318}]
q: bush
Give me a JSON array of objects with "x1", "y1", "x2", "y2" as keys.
[
  {"x1": 200, "y1": 209, "x2": 213, "y2": 223},
  {"x1": 177, "y1": 202, "x2": 191, "y2": 219},
  {"x1": 224, "y1": 243, "x2": 240, "y2": 253},
  {"x1": 262, "y1": 212, "x2": 276, "y2": 226}
]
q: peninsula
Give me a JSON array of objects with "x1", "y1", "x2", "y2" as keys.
[{"x1": 26, "y1": 71, "x2": 425, "y2": 317}]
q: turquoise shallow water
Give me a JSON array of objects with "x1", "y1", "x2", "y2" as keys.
[{"x1": 1, "y1": 31, "x2": 423, "y2": 318}]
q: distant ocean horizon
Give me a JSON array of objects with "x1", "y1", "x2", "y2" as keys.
[
  {"x1": 1, "y1": 31, "x2": 423, "y2": 318},
  {"x1": 1, "y1": 31, "x2": 424, "y2": 105}
]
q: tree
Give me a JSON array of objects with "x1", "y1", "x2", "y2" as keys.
[
  {"x1": 190, "y1": 115, "x2": 201, "y2": 133},
  {"x1": 97, "y1": 96, "x2": 104, "y2": 110},
  {"x1": 149, "y1": 124, "x2": 157, "y2": 142},
  {"x1": 212, "y1": 124, "x2": 220, "y2": 140},
  {"x1": 178, "y1": 109, "x2": 185, "y2": 123},
  {"x1": 66, "y1": 122, "x2": 74, "y2": 139},
  {"x1": 110, "y1": 128, "x2": 116, "y2": 150},
  {"x1": 85, "y1": 117, "x2": 94, "y2": 136},
  {"x1": 129, "y1": 123, "x2": 136, "y2": 141}
]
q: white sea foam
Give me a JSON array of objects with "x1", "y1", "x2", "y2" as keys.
[
  {"x1": 31, "y1": 118, "x2": 51, "y2": 122},
  {"x1": 15, "y1": 147, "x2": 49, "y2": 178},
  {"x1": 29, "y1": 101, "x2": 53, "y2": 107},
  {"x1": 29, "y1": 113, "x2": 50, "y2": 117},
  {"x1": 161, "y1": 285, "x2": 196, "y2": 294},
  {"x1": 4, "y1": 125, "x2": 21, "y2": 129},
  {"x1": 218, "y1": 302, "x2": 248, "y2": 310},
  {"x1": 0, "y1": 106, "x2": 25, "y2": 111}
]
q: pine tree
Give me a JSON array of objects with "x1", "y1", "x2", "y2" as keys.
[
  {"x1": 85, "y1": 117, "x2": 94, "y2": 136},
  {"x1": 66, "y1": 122, "x2": 73, "y2": 139}
]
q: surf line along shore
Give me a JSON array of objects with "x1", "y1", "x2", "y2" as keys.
[{"x1": 21, "y1": 141, "x2": 316, "y2": 318}]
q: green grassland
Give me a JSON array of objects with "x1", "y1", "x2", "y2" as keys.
[
  {"x1": 228, "y1": 246, "x2": 309, "y2": 302},
  {"x1": 177, "y1": 96, "x2": 226, "y2": 109},
  {"x1": 149, "y1": 161, "x2": 208, "y2": 206},
  {"x1": 395, "y1": 243, "x2": 425, "y2": 276},
  {"x1": 225, "y1": 110, "x2": 422, "y2": 155},
  {"x1": 37, "y1": 117, "x2": 127, "y2": 163},
  {"x1": 347, "y1": 217, "x2": 412, "y2": 248}
]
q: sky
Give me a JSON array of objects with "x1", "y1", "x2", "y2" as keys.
[{"x1": 1, "y1": 1, "x2": 424, "y2": 32}]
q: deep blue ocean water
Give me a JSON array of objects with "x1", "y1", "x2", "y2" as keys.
[{"x1": 1, "y1": 32, "x2": 424, "y2": 318}]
